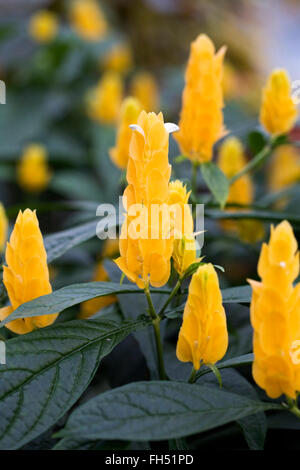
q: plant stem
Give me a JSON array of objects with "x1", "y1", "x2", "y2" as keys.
[
  {"x1": 230, "y1": 144, "x2": 272, "y2": 185},
  {"x1": 188, "y1": 366, "x2": 197, "y2": 384},
  {"x1": 144, "y1": 284, "x2": 167, "y2": 380},
  {"x1": 159, "y1": 278, "x2": 182, "y2": 317},
  {"x1": 192, "y1": 161, "x2": 198, "y2": 196},
  {"x1": 285, "y1": 396, "x2": 300, "y2": 419}
]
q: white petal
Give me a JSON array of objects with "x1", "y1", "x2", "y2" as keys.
[
  {"x1": 164, "y1": 122, "x2": 179, "y2": 134},
  {"x1": 129, "y1": 124, "x2": 145, "y2": 138}
]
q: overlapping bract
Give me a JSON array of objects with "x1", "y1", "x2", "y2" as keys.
[
  {"x1": 260, "y1": 69, "x2": 298, "y2": 136},
  {"x1": 0, "y1": 209, "x2": 58, "y2": 334},
  {"x1": 218, "y1": 137, "x2": 264, "y2": 243},
  {"x1": 175, "y1": 34, "x2": 226, "y2": 163},
  {"x1": 168, "y1": 180, "x2": 198, "y2": 277},
  {"x1": 110, "y1": 97, "x2": 142, "y2": 169},
  {"x1": 29, "y1": 10, "x2": 58, "y2": 43},
  {"x1": 87, "y1": 72, "x2": 123, "y2": 124},
  {"x1": 0, "y1": 203, "x2": 8, "y2": 253},
  {"x1": 248, "y1": 221, "x2": 300, "y2": 398},
  {"x1": 69, "y1": 0, "x2": 108, "y2": 41},
  {"x1": 18, "y1": 144, "x2": 51, "y2": 193},
  {"x1": 115, "y1": 111, "x2": 175, "y2": 288},
  {"x1": 176, "y1": 263, "x2": 228, "y2": 370}
]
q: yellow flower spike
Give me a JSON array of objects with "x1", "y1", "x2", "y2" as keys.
[
  {"x1": 260, "y1": 69, "x2": 298, "y2": 136},
  {"x1": 168, "y1": 180, "x2": 198, "y2": 276},
  {"x1": 87, "y1": 72, "x2": 123, "y2": 125},
  {"x1": 176, "y1": 263, "x2": 228, "y2": 370},
  {"x1": 248, "y1": 220, "x2": 300, "y2": 399},
  {"x1": 18, "y1": 144, "x2": 51, "y2": 193},
  {"x1": 103, "y1": 43, "x2": 133, "y2": 75},
  {"x1": 0, "y1": 209, "x2": 58, "y2": 334},
  {"x1": 109, "y1": 97, "x2": 142, "y2": 169},
  {"x1": 0, "y1": 203, "x2": 8, "y2": 253},
  {"x1": 29, "y1": 10, "x2": 58, "y2": 43},
  {"x1": 268, "y1": 145, "x2": 300, "y2": 192},
  {"x1": 130, "y1": 72, "x2": 160, "y2": 112},
  {"x1": 218, "y1": 137, "x2": 264, "y2": 243},
  {"x1": 69, "y1": 0, "x2": 108, "y2": 41},
  {"x1": 115, "y1": 111, "x2": 178, "y2": 288},
  {"x1": 175, "y1": 34, "x2": 226, "y2": 163}
]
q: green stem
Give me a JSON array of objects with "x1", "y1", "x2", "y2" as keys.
[
  {"x1": 230, "y1": 144, "x2": 272, "y2": 185},
  {"x1": 188, "y1": 366, "x2": 197, "y2": 384},
  {"x1": 159, "y1": 278, "x2": 182, "y2": 317},
  {"x1": 144, "y1": 284, "x2": 167, "y2": 380},
  {"x1": 285, "y1": 396, "x2": 300, "y2": 419},
  {"x1": 191, "y1": 161, "x2": 198, "y2": 196}
]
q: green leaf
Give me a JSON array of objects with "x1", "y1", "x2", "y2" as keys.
[
  {"x1": 206, "y1": 208, "x2": 300, "y2": 225},
  {"x1": 247, "y1": 130, "x2": 267, "y2": 155},
  {"x1": 56, "y1": 381, "x2": 280, "y2": 442},
  {"x1": 0, "y1": 317, "x2": 150, "y2": 450},
  {"x1": 195, "y1": 353, "x2": 254, "y2": 381},
  {"x1": 50, "y1": 171, "x2": 104, "y2": 201},
  {"x1": 44, "y1": 216, "x2": 118, "y2": 263},
  {"x1": 201, "y1": 162, "x2": 229, "y2": 208},
  {"x1": 0, "y1": 282, "x2": 168, "y2": 326}
]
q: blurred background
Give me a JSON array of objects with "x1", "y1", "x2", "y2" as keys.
[{"x1": 1, "y1": 0, "x2": 300, "y2": 450}]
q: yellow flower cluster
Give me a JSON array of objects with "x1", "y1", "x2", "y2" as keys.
[
  {"x1": 87, "y1": 72, "x2": 123, "y2": 125},
  {"x1": 0, "y1": 203, "x2": 8, "y2": 253},
  {"x1": 218, "y1": 137, "x2": 264, "y2": 243},
  {"x1": 249, "y1": 221, "x2": 300, "y2": 398},
  {"x1": 268, "y1": 145, "x2": 300, "y2": 192},
  {"x1": 0, "y1": 209, "x2": 58, "y2": 334},
  {"x1": 18, "y1": 144, "x2": 51, "y2": 193},
  {"x1": 168, "y1": 180, "x2": 198, "y2": 277},
  {"x1": 115, "y1": 111, "x2": 177, "y2": 288},
  {"x1": 175, "y1": 34, "x2": 226, "y2": 163},
  {"x1": 260, "y1": 70, "x2": 298, "y2": 136},
  {"x1": 103, "y1": 43, "x2": 133, "y2": 75},
  {"x1": 29, "y1": 10, "x2": 58, "y2": 43},
  {"x1": 110, "y1": 97, "x2": 142, "y2": 169},
  {"x1": 130, "y1": 72, "x2": 160, "y2": 113},
  {"x1": 176, "y1": 263, "x2": 228, "y2": 370},
  {"x1": 69, "y1": 0, "x2": 108, "y2": 41}
]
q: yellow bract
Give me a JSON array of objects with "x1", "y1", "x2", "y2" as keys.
[
  {"x1": 168, "y1": 180, "x2": 198, "y2": 277},
  {"x1": 248, "y1": 221, "x2": 300, "y2": 399},
  {"x1": 110, "y1": 97, "x2": 142, "y2": 169},
  {"x1": 0, "y1": 203, "x2": 8, "y2": 253},
  {"x1": 260, "y1": 69, "x2": 298, "y2": 136},
  {"x1": 69, "y1": 0, "x2": 108, "y2": 41},
  {"x1": 0, "y1": 209, "x2": 58, "y2": 334},
  {"x1": 115, "y1": 111, "x2": 174, "y2": 288},
  {"x1": 175, "y1": 34, "x2": 226, "y2": 163},
  {"x1": 103, "y1": 43, "x2": 133, "y2": 74},
  {"x1": 268, "y1": 145, "x2": 300, "y2": 192},
  {"x1": 87, "y1": 72, "x2": 123, "y2": 124},
  {"x1": 176, "y1": 263, "x2": 228, "y2": 370},
  {"x1": 29, "y1": 10, "x2": 58, "y2": 43},
  {"x1": 218, "y1": 137, "x2": 264, "y2": 243},
  {"x1": 130, "y1": 72, "x2": 159, "y2": 112},
  {"x1": 18, "y1": 144, "x2": 51, "y2": 193}
]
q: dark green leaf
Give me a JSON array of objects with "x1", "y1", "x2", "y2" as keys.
[
  {"x1": 57, "y1": 381, "x2": 280, "y2": 442},
  {"x1": 0, "y1": 282, "x2": 168, "y2": 326},
  {"x1": 206, "y1": 208, "x2": 300, "y2": 225},
  {"x1": 247, "y1": 131, "x2": 267, "y2": 155},
  {"x1": 0, "y1": 317, "x2": 150, "y2": 450},
  {"x1": 201, "y1": 162, "x2": 229, "y2": 208}
]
